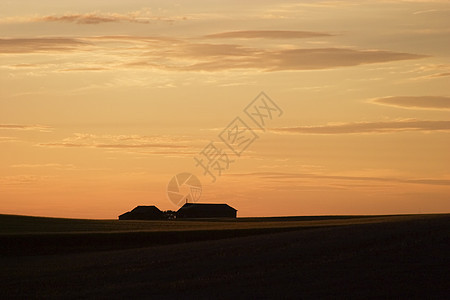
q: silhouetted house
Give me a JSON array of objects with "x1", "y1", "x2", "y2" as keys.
[
  {"x1": 176, "y1": 203, "x2": 237, "y2": 219},
  {"x1": 119, "y1": 206, "x2": 165, "y2": 220}
]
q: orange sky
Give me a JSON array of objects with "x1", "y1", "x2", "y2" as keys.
[{"x1": 1, "y1": 0, "x2": 449, "y2": 218}]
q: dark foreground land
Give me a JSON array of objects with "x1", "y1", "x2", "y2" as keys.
[{"x1": 0, "y1": 214, "x2": 449, "y2": 299}]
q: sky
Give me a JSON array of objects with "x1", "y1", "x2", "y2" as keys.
[{"x1": 1, "y1": 0, "x2": 449, "y2": 219}]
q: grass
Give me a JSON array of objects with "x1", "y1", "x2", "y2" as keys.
[
  {"x1": 0, "y1": 213, "x2": 433, "y2": 234},
  {"x1": 0, "y1": 213, "x2": 447, "y2": 256},
  {"x1": 1, "y1": 213, "x2": 449, "y2": 298}
]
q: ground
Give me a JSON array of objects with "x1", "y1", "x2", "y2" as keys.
[{"x1": 0, "y1": 214, "x2": 449, "y2": 299}]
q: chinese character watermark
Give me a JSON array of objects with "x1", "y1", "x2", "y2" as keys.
[
  {"x1": 219, "y1": 117, "x2": 258, "y2": 157},
  {"x1": 244, "y1": 92, "x2": 283, "y2": 130},
  {"x1": 194, "y1": 141, "x2": 235, "y2": 182},
  {"x1": 167, "y1": 92, "x2": 282, "y2": 206}
]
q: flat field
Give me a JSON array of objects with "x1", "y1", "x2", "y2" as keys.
[{"x1": 0, "y1": 214, "x2": 449, "y2": 298}]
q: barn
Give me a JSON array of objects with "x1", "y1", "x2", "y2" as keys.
[
  {"x1": 176, "y1": 203, "x2": 237, "y2": 219},
  {"x1": 118, "y1": 206, "x2": 165, "y2": 220}
]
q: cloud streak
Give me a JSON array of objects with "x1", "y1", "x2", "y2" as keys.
[
  {"x1": 38, "y1": 133, "x2": 190, "y2": 150},
  {"x1": 271, "y1": 119, "x2": 450, "y2": 134},
  {"x1": 11, "y1": 163, "x2": 76, "y2": 170},
  {"x1": 430, "y1": 72, "x2": 450, "y2": 78},
  {"x1": 0, "y1": 137, "x2": 18, "y2": 142},
  {"x1": 37, "y1": 13, "x2": 184, "y2": 25},
  {"x1": 204, "y1": 30, "x2": 333, "y2": 39},
  {"x1": 0, "y1": 175, "x2": 41, "y2": 185},
  {"x1": 371, "y1": 96, "x2": 450, "y2": 110},
  {"x1": 0, "y1": 124, "x2": 52, "y2": 132},
  {"x1": 0, "y1": 38, "x2": 90, "y2": 54},
  {"x1": 227, "y1": 172, "x2": 450, "y2": 187},
  {"x1": 1, "y1": 34, "x2": 426, "y2": 72},
  {"x1": 133, "y1": 46, "x2": 426, "y2": 72},
  {"x1": 2, "y1": 11, "x2": 187, "y2": 25},
  {"x1": 264, "y1": 48, "x2": 425, "y2": 71}
]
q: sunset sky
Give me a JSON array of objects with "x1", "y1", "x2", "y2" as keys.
[{"x1": 1, "y1": 0, "x2": 449, "y2": 218}]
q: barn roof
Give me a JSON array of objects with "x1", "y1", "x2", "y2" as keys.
[
  {"x1": 177, "y1": 203, "x2": 237, "y2": 212},
  {"x1": 130, "y1": 206, "x2": 162, "y2": 214},
  {"x1": 118, "y1": 205, "x2": 164, "y2": 219}
]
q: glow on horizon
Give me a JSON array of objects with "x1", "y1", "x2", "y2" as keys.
[{"x1": 0, "y1": 0, "x2": 449, "y2": 218}]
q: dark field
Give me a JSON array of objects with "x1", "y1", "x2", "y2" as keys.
[{"x1": 0, "y1": 214, "x2": 449, "y2": 299}]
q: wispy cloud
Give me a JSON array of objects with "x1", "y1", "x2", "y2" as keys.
[
  {"x1": 131, "y1": 46, "x2": 426, "y2": 72},
  {"x1": 1, "y1": 10, "x2": 188, "y2": 25},
  {"x1": 60, "y1": 67, "x2": 109, "y2": 72},
  {"x1": 11, "y1": 163, "x2": 76, "y2": 170},
  {"x1": 181, "y1": 43, "x2": 259, "y2": 58},
  {"x1": 371, "y1": 96, "x2": 450, "y2": 110},
  {"x1": 262, "y1": 48, "x2": 423, "y2": 71},
  {"x1": 0, "y1": 124, "x2": 52, "y2": 132},
  {"x1": 204, "y1": 30, "x2": 333, "y2": 39},
  {"x1": 0, "y1": 38, "x2": 90, "y2": 54},
  {"x1": 427, "y1": 72, "x2": 450, "y2": 78},
  {"x1": 406, "y1": 64, "x2": 450, "y2": 81},
  {"x1": 1, "y1": 33, "x2": 427, "y2": 72},
  {"x1": 413, "y1": 9, "x2": 443, "y2": 15},
  {"x1": 271, "y1": 119, "x2": 450, "y2": 134},
  {"x1": 95, "y1": 143, "x2": 187, "y2": 149},
  {"x1": 1, "y1": 63, "x2": 40, "y2": 69},
  {"x1": 38, "y1": 133, "x2": 190, "y2": 149},
  {"x1": 0, "y1": 137, "x2": 18, "y2": 142},
  {"x1": 227, "y1": 171, "x2": 450, "y2": 186},
  {"x1": 0, "y1": 175, "x2": 41, "y2": 185},
  {"x1": 85, "y1": 35, "x2": 180, "y2": 43},
  {"x1": 38, "y1": 13, "x2": 184, "y2": 25}
]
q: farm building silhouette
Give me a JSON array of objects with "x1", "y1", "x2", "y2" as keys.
[
  {"x1": 177, "y1": 203, "x2": 237, "y2": 219},
  {"x1": 118, "y1": 206, "x2": 165, "y2": 220},
  {"x1": 118, "y1": 203, "x2": 237, "y2": 220}
]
